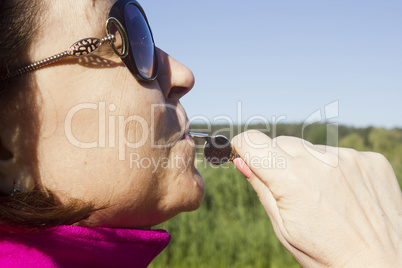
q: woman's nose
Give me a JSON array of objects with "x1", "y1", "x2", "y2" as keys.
[{"x1": 156, "y1": 48, "x2": 195, "y2": 101}]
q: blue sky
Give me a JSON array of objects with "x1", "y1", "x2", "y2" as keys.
[{"x1": 141, "y1": 0, "x2": 401, "y2": 128}]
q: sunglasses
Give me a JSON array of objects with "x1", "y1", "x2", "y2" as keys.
[{"x1": 0, "y1": 0, "x2": 157, "y2": 82}]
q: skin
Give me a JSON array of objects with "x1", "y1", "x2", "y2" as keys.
[
  {"x1": 0, "y1": 1, "x2": 400, "y2": 266},
  {"x1": 232, "y1": 130, "x2": 402, "y2": 267},
  {"x1": 0, "y1": 0, "x2": 204, "y2": 228}
]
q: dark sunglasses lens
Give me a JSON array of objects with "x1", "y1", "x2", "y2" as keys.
[{"x1": 125, "y1": 4, "x2": 155, "y2": 79}]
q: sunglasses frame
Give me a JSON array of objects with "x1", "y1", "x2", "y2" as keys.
[
  {"x1": 0, "y1": 0, "x2": 158, "y2": 82},
  {"x1": 107, "y1": 0, "x2": 158, "y2": 82}
]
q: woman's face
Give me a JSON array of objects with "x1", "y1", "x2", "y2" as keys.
[{"x1": 30, "y1": 0, "x2": 204, "y2": 228}]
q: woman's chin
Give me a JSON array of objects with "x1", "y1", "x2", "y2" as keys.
[
  {"x1": 184, "y1": 167, "x2": 205, "y2": 211},
  {"x1": 76, "y1": 166, "x2": 204, "y2": 229},
  {"x1": 168, "y1": 138, "x2": 205, "y2": 208},
  {"x1": 163, "y1": 166, "x2": 205, "y2": 215}
]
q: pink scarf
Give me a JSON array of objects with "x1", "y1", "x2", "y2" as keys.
[{"x1": 0, "y1": 225, "x2": 171, "y2": 267}]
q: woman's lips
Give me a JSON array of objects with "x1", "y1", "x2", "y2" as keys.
[
  {"x1": 179, "y1": 125, "x2": 191, "y2": 141},
  {"x1": 180, "y1": 132, "x2": 193, "y2": 141},
  {"x1": 177, "y1": 131, "x2": 195, "y2": 147}
]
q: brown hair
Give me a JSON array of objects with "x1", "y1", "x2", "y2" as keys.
[
  {"x1": 0, "y1": 1, "x2": 39, "y2": 91},
  {"x1": 0, "y1": 0, "x2": 98, "y2": 229}
]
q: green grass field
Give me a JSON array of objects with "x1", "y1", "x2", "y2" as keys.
[{"x1": 150, "y1": 125, "x2": 402, "y2": 268}]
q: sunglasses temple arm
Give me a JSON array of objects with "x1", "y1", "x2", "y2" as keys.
[{"x1": 0, "y1": 34, "x2": 115, "y2": 81}]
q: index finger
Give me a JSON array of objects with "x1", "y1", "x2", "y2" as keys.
[{"x1": 231, "y1": 130, "x2": 295, "y2": 192}]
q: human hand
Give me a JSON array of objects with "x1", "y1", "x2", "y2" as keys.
[{"x1": 231, "y1": 130, "x2": 402, "y2": 267}]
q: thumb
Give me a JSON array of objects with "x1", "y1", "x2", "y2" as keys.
[
  {"x1": 233, "y1": 157, "x2": 279, "y2": 220},
  {"x1": 233, "y1": 157, "x2": 295, "y2": 257},
  {"x1": 232, "y1": 157, "x2": 253, "y2": 179}
]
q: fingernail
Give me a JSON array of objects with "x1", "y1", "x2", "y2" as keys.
[{"x1": 233, "y1": 158, "x2": 253, "y2": 178}]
